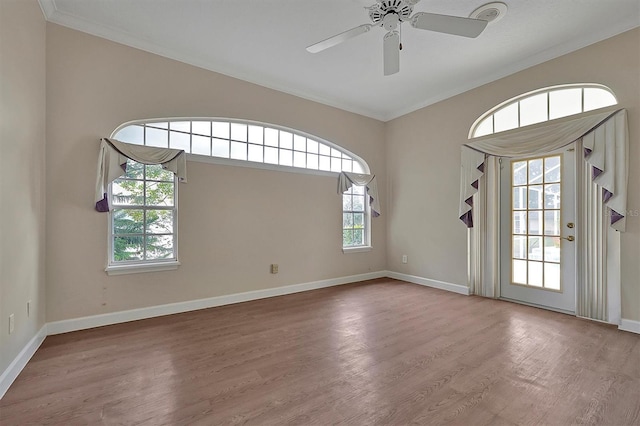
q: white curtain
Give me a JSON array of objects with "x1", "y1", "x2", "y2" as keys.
[
  {"x1": 460, "y1": 109, "x2": 628, "y2": 318},
  {"x1": 338, "y1": 172, "x2": 381, "y2": 217},
  {"x1": 95, "y1": 138, "x2": 187, "y2": 212}
]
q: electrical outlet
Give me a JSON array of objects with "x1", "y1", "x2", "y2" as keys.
[
  {"x1": 402, "y1": 254, "x2": 408, "y2": 264},
  {"x1": 27, "y1": 300, "x2": 31, "y2": 318},
  {"x1": 9, "y1": 314, "x2": 15, "y2": 334},
  {"x1": 270, "y1": 264, "x2": 279, "y2": 274}
]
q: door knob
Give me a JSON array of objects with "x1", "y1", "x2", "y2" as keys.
[
  {"x1": 567, "y1": 222, "x2": 574, "y2": 229},
  {"x1": 562, "y1": 236, "x2": 575, "y2": 242}
]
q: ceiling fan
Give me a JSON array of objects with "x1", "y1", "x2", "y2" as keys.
[{"x1": 306, "y1": 0, "x2": 490, "y2": 76}]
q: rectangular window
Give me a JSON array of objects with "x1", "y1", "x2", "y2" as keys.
[
  {"x1": 108, "y1": 160, "x2": 178, "y2": 271},
  {"x1": 343, "y1": 185, "x2": 368, "y2": 248}
]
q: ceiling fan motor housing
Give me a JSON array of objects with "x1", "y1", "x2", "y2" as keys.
[{"x1": 369, "y1": 0, "x2": 414, "y2": 29}]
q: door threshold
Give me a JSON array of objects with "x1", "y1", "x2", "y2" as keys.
[{"x1": 499, "y1": 297, "x2": 575, "y2": 316}]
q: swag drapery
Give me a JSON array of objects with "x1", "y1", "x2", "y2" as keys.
[
  {"x1": 95, "y1": 138, "x2": 187, "y2": 212},
  {"x1": 338, "y1": 172, "x2": 382, "y2": 217},
  {"x1": 459, "y1": 109, "x2": 628, "y2": 323}
]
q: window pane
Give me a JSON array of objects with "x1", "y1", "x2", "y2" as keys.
[
  {"x1": 114, "y1": 125, "x2": 144, "y2": 145},
  {"x1": 544, "y1": 156, "x2": 561, "y2": 183},
  {"x1": 342, "y1": 194, "x2": 352, "y2": 211},
  {"x1": 528, "y1": 261, "x2": 543, "y2": 287},
  {"x1": 513, "y1": 211, "x2": 527, "y2": 235},
  {"x1": 294, "y1": 135, "x2": 306, "y2": 151},
  {"x1": 519, "y1": 93, "x2": 548, "y2": 127},
  {"x1": 113, "y1": 209, "x2": 144, "y2": 234},
  {"x1": 212, "y1": 122, "x2": 229, "y2": 139},
  {"x1": 264, "y1": 146, "x2": 278, "y2": 164},
  {"x1": 319, "y1": 155, "x2": 331, "y2": 171},
  {"x1": 231, "y1": 123, "x2": 247, "y2": 142},
  {"x1": 307, "y1": 140, "x2": 319, "y2": 154},
  {"x1": 147, "y1": 122, "x2": 168, "y2": 129},
  {"x1": 112, "y1": 180, "x2": 144, "y2": 205},
  {"x1": 307, "y1": 153, "x2": 319, "y2": 170},
  {"x1": 494, "y1": 103, "x2": 519, "y2": 133},
  {"x1": 528, "y1": 210, "x2": 542, "y2": 235},
  {"x1": 544, "y1": 184, "x2": 561, "y2": 209},
  {"x1": 192, "y1": 135, "x2": 211, "y2": 156},
  {"x1": 280, "y1": 131, "x2": 293, "y2": 149},
  {"x1": 146, "y1": 127, "x2": 168, "y2": 148},
  {"x1": 319, "y1": 143, "x2": 331, "y2": 156},
  {"x1": 146, "y1": 235, "x2": 173, "y2": 260},
  {"x1": 146, "y1": 164, "x2": 173, "y2": 182},
  {"x1": 248, "y1": 144, "x2": 263, "y2": 163},
  {"x1": 146, "y1": 210, "x2": 173, "y2": 234},
  {"x1": 343, "y1": 213, "x2": 353, "y2": 228},
  {"x1": 353, "y1": 213, "x2": 364, "y2": 227},
  {"x1": 192, "y1": 121, "x2": 211, "y2": 136},
  {"x1": 528, "y1": 236, "x2": 543, "y2": 261},
  {"x1": 113, "y1": 236, "x2": 144, "y2": 261},
  {"x1": 169, "y1": 131, "x2": 190, "y2": 152},
  {"x1": 544, "y1": 237, "x2": 561, "y2": 262},
  {"x1": 528, "y1": 159, "x2": 543, "y2": 184},
  {"x1": 352, "y1": 195, "x2": 365, "y2": 211},
  {"x1": 265, "y1": 128, "x2": 278, "y2": 147},
  {"x1": 230, "y1": 141, "x2": 247, "y2": 160},
  {"x1": 584, "y1": 88, "x2": 616, "y2": 112},
  {"x1": 331, "y1": 157, "x2": 342, "y2": 172},
  {"x1": 330, "y1": 148, "x2": 341, "y2": 158},
  {"x1": 212, "y1": 138, "x2": 230, "y2": 158},
  {"x1": 293, "y1": 151, "x2": 306, "y2": 168},
  {"x1": 544, "y1": 211, "x2": 561, "y2": 236},
  {"x1": 514, "y1": 186, "x2": 528, "y2": 210},
  {"x1": 170, "y1": 121, "x2": 190, "y2": 132},
  {"x1": 342, "y1": 159, "x2": 353, "y2": 172},
  {"x1": 352, "y1": 185, "x2": 365, "y2": 195},
  {"x1": 549, "y1": 88, "x2": 582, "y2": 119},
  {"x1": 248, "y1": 125, "x2": 263, "y2": 144},
  {"x1": 513, "y1": 259, "x2": 527, "y2": 284},
  {"x1": 545, "y1": 263, "x2": 561, "y2": 290},
  {"x1": 512, "y1": 161, "x2": 527, "y2": 186},
  {"x1": 343, "y1": 229, "x2": 354, "y2": 247},
  {"x1": 474, "y1": 117, "x2": 493, "y2": 137},
  {"x1": 353, "y1": 229, "x2": 364, "y2": 245},
  {"x1": 146, "y1": 182, "x2": 174, "y2": 206},
  {"x1": 528, "y1": 186, "x2": 543, "y2": 209},
  {"x1": 513, "y1": 235, "x2": 527, "y2": 259},
  {"x1": 352, "y1": 162, "x2": 364, "y2": 173},
  {"x1": 279, "y1": 149, "x2": 292, "y2": 166}
]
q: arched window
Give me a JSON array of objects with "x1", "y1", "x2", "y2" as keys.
[
  {"x1": 469, "y1": 84, "x2": 617, "y2": 138},
  {"x1": 108, "y1": 119, "x2": 372, "y2": 271}
]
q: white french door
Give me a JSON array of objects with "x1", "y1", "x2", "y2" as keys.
[{"x1": 499, "y1": 147, "x2": 576, "y2": 313}]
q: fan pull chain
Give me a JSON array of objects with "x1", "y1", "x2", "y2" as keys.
[{"x1": 399, "y1": 24, "x2": 403, "y2": 50}]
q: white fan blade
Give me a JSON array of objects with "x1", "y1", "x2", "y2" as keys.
[
  {"x1": 410, "y1": 12, "x2": 488, "y2": 38},
  {"x1": 383, "y1": 31, "x2": 400, "y2": 76},
  {"x1": 306, "y1": 24, "x2": 372, "y2": 53}
]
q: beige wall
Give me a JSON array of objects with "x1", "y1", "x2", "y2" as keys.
[
  {"x1": 45, "y1": 24, "x2": 387, "y2": 322},
  {"x1": 386, "y1": 29, "x2": 640, "y2": 321},
  {"x1": 0, "y1": 0, "x2": 47, "y2": 374}
]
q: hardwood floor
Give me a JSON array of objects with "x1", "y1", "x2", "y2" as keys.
[{"x1": 1, "y1": 278, "x2": 639, "y2": 425}]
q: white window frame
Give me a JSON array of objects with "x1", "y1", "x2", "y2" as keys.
[
  {"x1": 469, "y1": 84, "x2": 618, "y2": 138},
  {"x1": 105, "y1": 162, "x2": 180, "y2": 276},
  {"x1": 111, "y1": 118, "x2": 372, "y2": 254}
]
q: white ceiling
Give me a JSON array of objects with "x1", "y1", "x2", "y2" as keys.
[{"x1": 39, "y1": 0, "x2": 639, "y2": 121}]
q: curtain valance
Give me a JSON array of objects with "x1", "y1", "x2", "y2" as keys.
[
  {"x1": 459, "y1": 109, "x2": 628, "y2": 231},
  {"x1": 95, "y1": 138, "x2": 187, "y2": 212},
  {"x1": 338, "y1": 172, "x2": 381, "y2": 217}
]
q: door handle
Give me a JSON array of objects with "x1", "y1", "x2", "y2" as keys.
[{"x1": 561, "y1": 236, "x2": 575, "y2": 242}]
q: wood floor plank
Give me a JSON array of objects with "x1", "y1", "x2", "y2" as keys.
[{"x1": 1, "y1": 279, "x2": 638, "y2": 425}]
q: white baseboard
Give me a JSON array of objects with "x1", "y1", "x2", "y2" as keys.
[
  {"x1": 47, "y1": 271, "x2": 387, "y2": 335},
  {"x1": 386, "y1": 271, "x2": 470, "y2": 295},
  {"x1": 0, "y1": 325, "x2": 47, "y2": 399},
  {"x1": 619, "y1": 318, "x2": 640, "y2": 334}
]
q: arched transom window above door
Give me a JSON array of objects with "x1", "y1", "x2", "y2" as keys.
[{"x1": 469, "y1": 84, "x2": 618, "y2": 138}]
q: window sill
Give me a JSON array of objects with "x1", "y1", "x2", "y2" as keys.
[
  {"x1": 342, "y1": 246, "x2": 372, "y2": 254},
  {"x1": 105, "y1": 261, "x2": 180, "y2": 276}
]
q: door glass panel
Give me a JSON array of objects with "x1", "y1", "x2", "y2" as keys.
[{"x1": 510, "y1": 155, "x2": 563, "y2": 291}]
